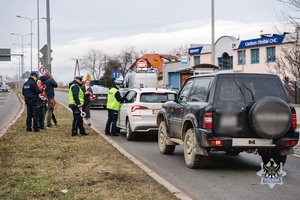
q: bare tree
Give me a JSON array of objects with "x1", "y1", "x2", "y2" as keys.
[
  {"x1": 267, "y1": 0, "x2": 300, "y2": 81},
  {"x1": 102, "y1": 55, "x2": 122, "y2": 79},
  {"x1": 117, "y1": 47, "x2": 141, "y2": 77},
  {"x1": 81, "y1": 48, "x2": 106, "y2": 80},
  {"x1": 168, "y1": 44, "x2": 189, "y2": 55},
  {"x1": 277, "y1": 0, "x2": 300, "y2": 28}
]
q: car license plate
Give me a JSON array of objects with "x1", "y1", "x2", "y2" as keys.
[
  {"x1": 220, "y1": 114, "x2": 237, "y2": 127},
  {"x1": 97, "y1": 96, "x2": 106, "y2": 99}
]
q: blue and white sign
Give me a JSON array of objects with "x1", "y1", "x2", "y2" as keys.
[
  {"x1": 181, "y1": 55, "x2": 188, "y2": 64},
  {"x1": 112, "y1": 71, "x2": 120, "y2": 78},
  {"x1": 238, "y1": 35, "x2": 284, "y2": 49},
  {"x1": 188, "y1": 46, "x2": 203, "y2": 55}
]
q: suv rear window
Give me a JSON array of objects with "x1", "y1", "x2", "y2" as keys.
[
  {"x1": 140, "y1": 92, "x2": 176, "y2": 103},
  {"x1": 214, "y1": 75, "x2": 288, "y2": 103}
]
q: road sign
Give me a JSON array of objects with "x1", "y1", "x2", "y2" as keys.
[
  {"x1": 136, "y1": 59, "x2": 148, "y2": 70},
  {"x1": 39, "y1": 65, "x2": 47, "y2": 76},
  {"x1": 181, "y1": 55, "x2": 188, "y2": 64},
  {"x1": 0, "y1": 48, "x2": 11, "y2": 61},
  {"x1": 151, "y1": 55, "x2": 160, "y2": 67},
  {"x1": 39, "y1": 45, "x2": 52, "y2": 55},
  {"x1": 112, "y1": 71, "x2": 120, "y2": 78},
  {"x1": 40, "y1": 57, "x2": 53, "y2": 68}
]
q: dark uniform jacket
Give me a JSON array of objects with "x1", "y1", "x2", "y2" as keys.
[{"x1": 22, "y1": 77, "x2": 43, "y2": 105}]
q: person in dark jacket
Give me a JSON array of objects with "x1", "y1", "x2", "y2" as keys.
[
  {"x1": 81, "y1": 80, "x2": 93, "y2": 126},
  {"x1": 40, "y1": 73, "x2": 58, "y2": 128},
  {"x1": 22, "y1": 71, "x2": 44, "y2": 132},
  {"x1": 69, "y1": 76, "x2": 88, "y2": 136}
]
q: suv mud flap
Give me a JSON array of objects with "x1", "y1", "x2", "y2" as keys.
[
  {"x1": 194, "y1": 128, "x2": 213, "y2": 156},
  {"x1": 194, "y1": 128, "x2": 213, "y2": 147}
]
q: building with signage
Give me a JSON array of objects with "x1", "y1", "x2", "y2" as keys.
[
  {"x1": 161, "y1": 31, "x2": 299, "y2": 90},
  {"x1": 125, "y1": 31, "x2": 298, "y2": 90},
  {"x1": 188, "y1": 31, "x2": 299, "y2": 75}
]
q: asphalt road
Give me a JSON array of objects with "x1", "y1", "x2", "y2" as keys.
[
  {"x1": 55, "y1": 90, "x2": 300, "y2": 200},
  {"x1": 0, "y1": 90, "x2": 22, "y2": 136}
]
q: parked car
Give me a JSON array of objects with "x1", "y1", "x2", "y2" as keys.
[
  {"x1": 117, "y1": 88, "x2": 177, "y2": 141},
  {"x1": 157, "y1": 73, "x2": 299, "y2": 169},
  {"x1": 0, "y1": 85, "x2": 11, "y2": 93},
  {"x1": 283, "y1": 83, "x2": 295, "y2": 96},
  {"x1": 89, "y1": 86, "x2": 109, "y2": 109}
]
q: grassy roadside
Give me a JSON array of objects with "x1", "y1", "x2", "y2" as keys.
[{"x1": 0, "y1": 90, "x2": 178, "y2": 200}]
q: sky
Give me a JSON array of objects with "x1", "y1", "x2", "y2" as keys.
[{"x1": 0, "y1": 0, "x2": 297, "y2": 83}]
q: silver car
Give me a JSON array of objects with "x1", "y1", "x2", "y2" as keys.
[{"x1": 117, "y1": 88, "x2": 177, "y2": 141}]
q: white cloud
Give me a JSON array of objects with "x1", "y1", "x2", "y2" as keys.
[{"x1": 1, "y1": 19, "x2": 292, "y2": 84}]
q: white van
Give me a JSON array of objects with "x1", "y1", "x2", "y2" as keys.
[{"x1": 123, "y1": 71, "x2": 157, "y2": 88}]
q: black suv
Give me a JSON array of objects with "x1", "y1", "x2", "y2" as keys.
[{"x1": 156, "y1": 73, "x2": 299, "y2": 169}]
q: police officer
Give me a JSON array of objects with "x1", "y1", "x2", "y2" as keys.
[
  {"x1": 22, "y1": 71, "x2": 44, "y2": 132},
  {"x1": 69, "y1": 75, "x2": 88, "y2": 136},
  {"x1": 105, "y1": 80, "x2": 124, "y2": 136}
]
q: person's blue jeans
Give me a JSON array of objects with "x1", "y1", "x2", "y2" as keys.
[{"x1": 37, "y1": 105, "x2": 46, "y2": 129}]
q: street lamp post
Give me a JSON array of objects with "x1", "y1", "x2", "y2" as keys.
[
  {"x1": 12, "y1": 43, "x2": 30, "y2": 86},
  {"x1": 211, "y1": 0, "x2": 215, "y2": 65},
  {"x1": 11, "y1": 33, "x2": 31, "y2": 77},
  {"x1": 16, "y1": 15, "x2": 44, "y2": 72}
]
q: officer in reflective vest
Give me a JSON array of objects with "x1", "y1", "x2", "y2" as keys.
[
  {"x1": 105, "y1": 80, "x2": 124, "y2": 136},
  {"x1": 69, "y1": 76, "x2": 88, "y2": 136}
]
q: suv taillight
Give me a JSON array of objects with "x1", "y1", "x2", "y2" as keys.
[
  {"x1": 204, "y1": 113, "x2": 212, "y2": 128},
  {"x1": 292, "y1": 114, "x2": 297, "y2": 129},
  {"x1": 285, "y1": 139, "x2": 298, "y2": 147}
]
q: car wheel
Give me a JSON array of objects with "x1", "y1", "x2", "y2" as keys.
[
  {"x1": 259, "y1": 149, "x2": 287, "y2": 166},
  {"x1": 225, "y1": 149, "x2": 241, "y2": 156},
  {"x1": 126, "y1": 119, "x2": 135, "y2": 141},
  {"x1": 184, "y1": 128, "x2": 207, "y2": 169},
  {"x1": 249, "y1": 96, "x2": 292, "y2": 139},
  {"x1": 158, "y1": 121, "x2": 175, "y2": 154}
]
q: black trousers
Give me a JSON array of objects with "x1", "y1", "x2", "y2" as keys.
[
  {"x1": 26, "y1": 102, "x2": 39, "y2": 131},
  {"x1": 71, "y1": 106, "x2": 85, "y2": 136}
]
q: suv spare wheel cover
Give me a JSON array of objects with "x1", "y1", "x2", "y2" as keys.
[{"x1": 249, "y1": 96, "x2": 292, "y2": 139}]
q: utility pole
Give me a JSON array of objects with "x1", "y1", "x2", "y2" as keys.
[
  {"x1": 211, "y1": 0, "x2": 215, "y2": 65},
  {"x1": 46, "y1": 0, "x2": 52, "y2": 74}
]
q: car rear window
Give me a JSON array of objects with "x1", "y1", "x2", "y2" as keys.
[
  {"x1": 140, "y1": 92, "x2": 176, "y2": 103},
  {"x1": 1, "y1": 85, "x2": 10, "y2": 89},
  {"x1": 91, "y1": 86, "x2": 109, "y2": 94}
]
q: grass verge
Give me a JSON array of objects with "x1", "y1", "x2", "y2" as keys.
[{"x1": 0, "y1": 90, "x2": 178, "y2": 200}]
